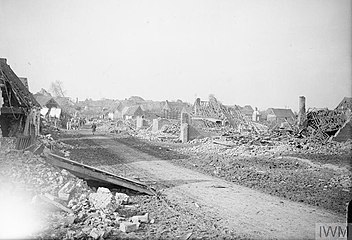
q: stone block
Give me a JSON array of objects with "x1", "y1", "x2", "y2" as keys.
[
  {"x1": 58, "y1": 180, "x2": 76, "y2": 201},
  {"x1": 97, "y1": 187, "x2": 111, "y2": 194},
  {"x1": 58, "y1": 192, "x2": 70, "y2": 201},
  {"x1": 131, "y1": 213, "x2": 149, "y2": 223},
  {"x1": 119, "y1": 221, "x2": 138, "y2": 233},
  {"x1": 89, "y1": 188, "x2": 113, "y2": 209},
  {"x1": 115, "y1": 192, "x2": 129, "y2": 205},
  {"x1": 89, "y1": 228, "x2": 101, "y2": 239}
]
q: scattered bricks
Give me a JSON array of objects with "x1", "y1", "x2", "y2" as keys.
[
  {"x1": 82, "y1": 226, "x2": 92, "y2": 234},
  {"x1": 58, "y1": 180, "x2": 76, "y2": 201},
  {"x1": 115, "y1": 216, "x2": 125, "y2": 222},
  {"x1": 123, "y1": 204, "x2": 138, "y2": 210},
  {"x1": 131, "y1": 213, "x2": 149, "y2": 224},
  {"x1": 89, "y1": 187, "x2": 113, "y2": 209},
  {"x1": 67, "y1": 199, "x2": 77, "y2": 208},
  {"x1": 115, "y1": 192, "x2": 129, "y2": 205},
  {"x1": 58, "y1": 192, "x2": 70, "y2": 201},
  {"x1": 97, "y1": 187, "x2": 111, "y2": 194},
  {"x1": 103, "y1": 227, "x2": 114, "y2": 238},
  {"x1": 119, "y1": 221, "x2": 138, "y2": 233},
  {"x1": 37, "y1": 194, "x2": 73, "y2": 214},
  {"x1": 44, "y1": 193, "x2": 57, "y2": 201},
  {"x1": 89, "y1": 228, "x2": 101, "y2": 240},
  {"x1": 61, "y1": 169, "x2": 73, "y2": 177},
  {"x1": 64, "y1": 214, "x2": 76, "y2": 225}
]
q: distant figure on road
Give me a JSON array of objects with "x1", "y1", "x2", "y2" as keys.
[{"x1": 91, "y1": 122, "x2": 97, "y2": 135}]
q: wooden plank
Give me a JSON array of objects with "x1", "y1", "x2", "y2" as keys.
[{"x1": 44, "y1": 153, "x2": 156, "y2": 195}]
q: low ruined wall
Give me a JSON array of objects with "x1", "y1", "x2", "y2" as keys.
[{"x1": 152, "y1": 119, "x2": 171, "y2": 132}]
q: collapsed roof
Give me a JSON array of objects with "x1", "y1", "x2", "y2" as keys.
[
  {"x1": 33, "y1": 94, "x2": 60, "y2": 109},
  {"x1": 0, "y1": 58, "x2": 40, "y2": 111},
  {"x1": 192, "y1": 96, "x2": 266, "y2": 132},
  {"x1": 267, "y1": 108, "x2": 295, "y2": 119}
]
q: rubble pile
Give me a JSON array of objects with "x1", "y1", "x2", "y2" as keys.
[
  {"x1": 160, "y1": 122, "x2": 180, "y2": 135},
  {"x1": 0, "y1": 150, "x2": 152, "y2": 239},
  {"x1": 180, "y1": 135, "x2": 352, "y2": 159},
  {"x1": 39, "y1": 134, "x2": 72, "y2": 149},
  {"x1": 37, "y1": 134, "x2": 73, "y2": 157},
  {"x1": 0, "y1": 137, "x2": 16, "y2": 149},
  {"x1": 96, "y1": 121, "x2": 128, "y2": 134},
  {"x1": 132, "y1": 129, "x2": 180, "y2": 143},
  {"x1": 303, "y1": 108, "x2": 350, "y2": 141},
  {"x1": 41, "y1": 119, "x2": 61, "y2": 136}
]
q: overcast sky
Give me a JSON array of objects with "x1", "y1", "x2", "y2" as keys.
[{"x1": 0, "y1": 0, "x2": 350, "y2": 111}]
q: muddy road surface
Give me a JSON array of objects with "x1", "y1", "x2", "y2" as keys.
[{"x1": 59, "y1": 130, "x2": 345, "y2": 239}]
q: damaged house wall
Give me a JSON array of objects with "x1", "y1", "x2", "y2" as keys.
[{"x1": 0, "y1": 58, "x2": 40, "y2": 139}]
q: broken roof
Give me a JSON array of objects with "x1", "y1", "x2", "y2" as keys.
[
  {"x1": 268, "y1": 108, "x2": 295, "y2": 118},
  {"x1": 162, "y1": 100, "x2": 187, "y2": 112},
  {"x1": 54, "y1": 96, "x2": 75, "y2": 107},
  {"x1": 38, "y1": 88, "x2": 52, "y2": 97},
  {"x1": 123, "y1": 105, "x2": 144, "y2": 116},
  {"x1": 34, "y1": 94, "x2": 60, "y2": 108},
  {"x1": 336, "y1": 97, "x2": 352, "y2": 111},
  {"x1": 110, "y1": 102, "x2": 125, "y2": 112},
  {"x1": 240, "y1": 105, "x2": 254, "y2": 115},
  {"x1": 0, "y1": 58, "x2": 40, "y2": 108}
]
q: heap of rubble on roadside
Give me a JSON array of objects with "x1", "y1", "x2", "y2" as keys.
[
  {"x1": 92, "y1": 107, "x2": 351, "y2": 151},
  {"x1": 0, "y1": 147, "x2": 153, "y2": 239}
]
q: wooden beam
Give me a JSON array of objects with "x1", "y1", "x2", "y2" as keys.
[{"x1": 44, "y1": 153, "x2": 156, "y2": 195}]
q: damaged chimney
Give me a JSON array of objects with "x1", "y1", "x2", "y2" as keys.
[{"x1": 298, "y1": 96, "x2": 306, "y2": 127}]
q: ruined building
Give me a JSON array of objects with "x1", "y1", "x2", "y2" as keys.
[{"x1": 0, "y1": 58, "x2": 40, "y2": 138}]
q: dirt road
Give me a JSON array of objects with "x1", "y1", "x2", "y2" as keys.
[{"x1": 61, "y1": 131, "x2": 345, "y2": 239}]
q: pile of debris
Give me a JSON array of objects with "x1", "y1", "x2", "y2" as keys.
[
  {"x1": 160, "y1": 123, "x2": 180, "y2": 135},
  {"x1": 133, "y1": 129, "x2": 180, "y2": 143},
  {"x1": 41, "y1": 119, "x2": 62, "y2": 136},
  {"x1": 302, "y1": 108, "x2": 349, "y2": 141},
  {"x1": 39, "y1": 134, "x2": 71, "y2": 149},
  {"x1": 177, "y1": 133, "x2": 352, "y2": 160},
  {"x1": 37, "y1": 134, "x2": 73, "y2": 157},
  {"x1": 0, "y1": 150, "x2": 152, "y2": 239}
]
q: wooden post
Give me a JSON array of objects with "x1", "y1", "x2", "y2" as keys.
[{"x1": 23, "y1": 115, "x2": 30, "y2": 136}]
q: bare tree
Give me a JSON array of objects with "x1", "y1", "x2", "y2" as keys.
[{"x1": 50, "y1": 80, "x2": 66, "y2": 97}]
